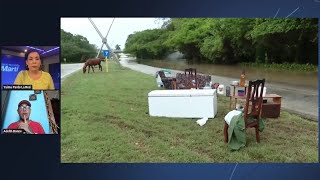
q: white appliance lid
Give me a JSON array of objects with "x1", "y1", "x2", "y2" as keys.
[{"x1": 148, "y1": 89, "x2": 216, "y2": 97}]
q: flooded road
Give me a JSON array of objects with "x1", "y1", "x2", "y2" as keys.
[{"x1": 140, "y1": 59, "x2": 318, "y2": 90}]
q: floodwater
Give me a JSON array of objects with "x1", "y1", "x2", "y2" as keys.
[{"x1": 139, "y1": 59, "x2": 318, "y2": 90}]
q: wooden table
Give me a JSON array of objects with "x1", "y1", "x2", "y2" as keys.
[
  {"x1": 229, "y1": 84, "x2": 247, "y2": 110},
  {"x1": 261, "y1": 94, "x2": 282, "y2": 118},
  {"x1": 229, "y1": 82, "x2": 282, "y2": 118},
  {"x1": 263, "y1": 94, "x2": 282, "y2": 104}
]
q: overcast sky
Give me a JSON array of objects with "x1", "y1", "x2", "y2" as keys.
[{"x1": 60, "y1": 18, "x2": 164, "y2": 50}]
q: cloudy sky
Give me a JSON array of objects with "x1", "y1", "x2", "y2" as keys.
[{"x1": 60, "y1": 18, "x2": 164, "y2": 50}]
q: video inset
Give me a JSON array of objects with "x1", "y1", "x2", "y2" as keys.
[
  {"x1": 1, "y1": 90, "x2": 60, "y2": 134},
  {"x1": 60, "y1": 17, "x2": 318, "y2": 163},
  {"x1": 1, "y1": 46, "x2": 60, "y2": 90}
]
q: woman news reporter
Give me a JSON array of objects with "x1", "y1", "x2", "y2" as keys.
[{"x1": 14, "y1": 50, "x2": 54, "y2": 90}]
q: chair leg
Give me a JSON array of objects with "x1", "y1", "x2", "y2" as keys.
[
  {"x1": 172, "y1": 80, "x2": 177, "y2": 89},
  {"x1": 255, "y1": 127, "x2": 260, "y2": 143},
  {"x1": 224, "y1": 122, "x2": 229, "y2": 143}
]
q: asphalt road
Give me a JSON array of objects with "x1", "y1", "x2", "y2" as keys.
[{"x1": 61, "y1": 63, "x2": 84, "y2": 80}]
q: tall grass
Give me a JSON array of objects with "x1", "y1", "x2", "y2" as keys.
[{"x1": 241, "y1": 62, "x2": 318, "y2": 72}]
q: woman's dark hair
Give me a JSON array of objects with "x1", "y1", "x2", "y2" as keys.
[{"x1": 25, "y1": 50, "x2": 44, "y2": 70}]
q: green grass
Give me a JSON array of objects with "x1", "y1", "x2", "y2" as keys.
[
  {"x1": 61, "y1": 61, "x2": 318, "y2": 163},
  {"x1": 241, "y1": 62, "x2": 318, "y2": 72}
]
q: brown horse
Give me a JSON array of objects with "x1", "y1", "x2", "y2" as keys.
[{"x1": 83, "y1": 58, "x2": 105, "y2": 73}]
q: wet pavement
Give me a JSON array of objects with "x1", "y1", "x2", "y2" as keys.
[{"x1": 119, "y1": 54, "x2": 318, "y2": 121}]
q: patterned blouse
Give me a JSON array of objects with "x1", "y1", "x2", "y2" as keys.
[{"x1": 14, "y1": 70, "x2": 55, "y2": 90}]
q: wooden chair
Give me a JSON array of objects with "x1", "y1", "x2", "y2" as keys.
[
  {"x1": 158, "y1": 71, "x2": 176, "y2": 89},
  {"x1": 184, "y1": 68, "x2": 196, "y2": 76},
  {"x1": 224, "y1": 79, "x2": 265, "y2": 143},
  {"x1": 184, "y1": 68, "x2": 197, "y2": 89}
]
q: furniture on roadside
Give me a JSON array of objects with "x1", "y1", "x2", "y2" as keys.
[
  {"x1": 224, "y1": 79, "x2": 265, "y2": 143},
  {"x1": 229, "y1": 84, "x2": 248, "y2": 110},
  {"x1": 185, "y1": 68, "x2": 197, "y2": 89},
  {"x1": 158, "y1": 71, "x2": 176, "y2": 89},
  {"x1": 176, "y1": 73, "x2": 211, "y2": 89},
  {"x1": 198, "y1": 74, "x2": 212, "y2": 89},
  {"x1": 175, "y1": 68, "x2": 211, "y2": 90},
  {"x1": 261, "y1": 94, "x2": 282, "y2": 118},
  {"x1": 176, "y1": 73, "x2": 195, "y2": 89},
  {"x1": 148, "y1": 89, "x2": 217, "y2": 118},
  {"x1": 185, "y1": 68, "x2": 197, "y2": 76}
]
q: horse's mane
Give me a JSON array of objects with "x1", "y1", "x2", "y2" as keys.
[{"x1": 83, "y1": 60, "x2": 90, "y2": 67}]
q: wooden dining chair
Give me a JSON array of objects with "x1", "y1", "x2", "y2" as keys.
[
  {"x1": 224, "y1": 79, "x2": 265, "y2": 143},
  {"x1": 184, "y1": 68, "x2": 197, "y2": 89}
]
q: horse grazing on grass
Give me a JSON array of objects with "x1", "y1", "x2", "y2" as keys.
[{"x1": 83, "y1": 58, "x2": 105, "y2": 73}]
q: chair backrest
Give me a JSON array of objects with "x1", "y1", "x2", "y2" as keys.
[
  {"x1": 184, "y1": 68, "x2": 196, "y2": 76},
  {"x1": 244, "y1": 79, "x2": 265, "y2": 127},
  {"x1": 158, "y1": 71, "x2": 166, "y2": 79},
  {"x1": 184, "y1": 68, "x2": 197, "y2": 88}
]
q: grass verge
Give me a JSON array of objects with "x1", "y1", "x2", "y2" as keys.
[{"x1": 61, "y1": 61, "x2": 318, "y2": 162}]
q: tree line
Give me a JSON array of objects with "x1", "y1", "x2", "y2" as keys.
[
  {"x1": 61, "y1": 29, "x2": 98, "y2": 63},
  {"x1": 61, "y1": 29, "x2": 123, "y2": 63},
  {"x1": 124, "y1": 18, "x2": 318, "y2": 65}
]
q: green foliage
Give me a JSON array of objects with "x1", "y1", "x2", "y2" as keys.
[
  {"x1": 241, "y1": 62, "x2": 318, "y2": 72},
  {"x1": 164, "y1": 18, "x2": 212, "y2": 63},
  {"x1": 61, "y1": 29, "x2": 98, "y2": 63},
  {"x1": 115, "y1": 44, "x2": 121, "y2": 50},
  {"x1": 249, "y1": 18, "x2": 318, "y2": 64},
  {"x1": 200, "y1": 35, "x2": 224, "y2": 63},
  {"x1": 124, "y1": 18, "x2": 318, "y2": 67},
  {"x1": 124, "y1": 29, "x2": 172, "y2": 59}
]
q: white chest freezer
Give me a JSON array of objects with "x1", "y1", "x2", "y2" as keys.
[{"x1": 148, "y1": 89, "x2": 217, "y2": 118}]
